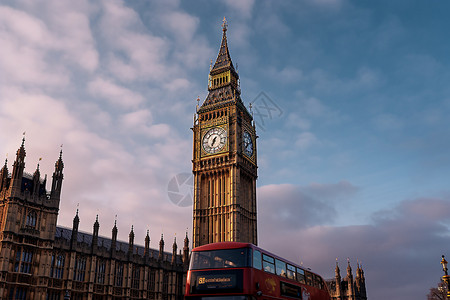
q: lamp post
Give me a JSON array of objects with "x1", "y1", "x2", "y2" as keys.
[{"x1": 441, "y1": 255, "x2": 450, "y2": 299}]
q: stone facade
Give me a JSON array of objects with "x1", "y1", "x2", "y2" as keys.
[{"x1": 0, "y1": 140, "x2": 189, "y2": 300}]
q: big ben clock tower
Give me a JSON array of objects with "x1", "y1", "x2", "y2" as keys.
[{"x1": 192, "y1": 18, "x2": 257, "y2": 248}]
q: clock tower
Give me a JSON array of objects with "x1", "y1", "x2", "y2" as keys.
[{"x1": 192, "y1": 18, "x2": 257, "y2": 248}]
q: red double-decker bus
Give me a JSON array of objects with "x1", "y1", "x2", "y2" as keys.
[{"x1": 185, "y1": 242, "x2": 330, "y2": 300}]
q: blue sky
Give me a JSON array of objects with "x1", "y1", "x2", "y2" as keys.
[{"x1": 1, "y1": 0, "x2": 450, "y2": 299}]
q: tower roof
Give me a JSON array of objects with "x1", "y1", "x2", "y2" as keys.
[
  {"x1": 210, "y1": 17, "x2": 236, "y2": 76},
  {"x1": 200, "y1": 17, "x2": 247, "y2": 111}
]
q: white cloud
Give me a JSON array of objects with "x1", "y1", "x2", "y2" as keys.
[
  {"x1": 88, "y1": 77, "x2": 144, "y2": 109},
  {"x1": 222, "y1": 0, "x2": 255, "y2": 19},
  {"x1": 295, "y1": 132, "x2": 317, "y2": 149}
]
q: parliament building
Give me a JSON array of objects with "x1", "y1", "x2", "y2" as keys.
[{"x1": 0, "y1": 20, "x2": 366, "y2": 300}]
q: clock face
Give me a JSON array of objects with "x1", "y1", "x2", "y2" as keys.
[
  {"x1": 243, "y1": 130, "x2": 253, "y2": 157},
  {"x1": 202, "y1": 127, "x2": 227, "y2": 154}
]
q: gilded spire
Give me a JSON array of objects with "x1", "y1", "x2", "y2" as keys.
[
  {"x1": 210, "y1": 17, "x2": 236, "y2": 75},
  {"x1": 222, "y1": 16, "x2": 227, "y2": 32}
]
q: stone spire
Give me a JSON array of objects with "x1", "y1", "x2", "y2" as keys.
[
  {"x1": 144, "y1": 230, "x2": 150, "y2": 258},
  {"x1": 171, "y1": 237, "x2": 177, "y2": 264},
  {"x1": 346, "y1": 259, "x2": 353, "y2": 277},
  {"x1": 111, "y1": 219, "x2": 118, "y2": 255},
  {"x1": 183, "y1": 231, "x2": 190, "y2": 265},
  {"x1": 335, "y1": 259, "x2": 342, "y2": 300},
  {"x1": 346, "y1": 259, "x2": 354, "y2": 299},
  {"x1": 92, "y1": 215, "x2": 99, "y2": 252},
  {"x1": 32, "y1": 163, "x2": 40, "y2": 196},
  {"x1": 128, "y1": 225, "x2": 135, "y2": 255},
  {"x1": 50, "y1": 149, "x2": 64, "y2": 201},
  {"x1": 70, "y1": 209, "x2": 80, "y2": 249},
  {"x1": 158, "y1": 234, "x2": 164, "y2": 261},
  {"x1": 0, "y1": 158, "x2": 8, "y2": 192},
  {"x1": 10, "y1": 138, "x2": 26, "y2": 195}
]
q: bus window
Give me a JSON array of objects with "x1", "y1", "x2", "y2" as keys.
[
  {"x1": 296, "y1": 268, "x2": 305, "y2": 284},
  {"x1": 253, "y1": 250, "x2": 262, "y2": 270},
  {"x1": 305, "y1": 271, "x2": 312, "y2": 286},
  {"x1": 287, "y1": 264, "x2": 296, "y2": 280},
  {"x1": 262, "y1": 254, "x2": 275, "y2": 274},
  {"x1": 275, "y1": 259, "x2": 286, "y2": 277},
  {"x1": 316, "y1": 276, "x2": 323, "y2": 289},
  {"x1": 190, "y1": 248, "x2": 250, "y2": 270}
]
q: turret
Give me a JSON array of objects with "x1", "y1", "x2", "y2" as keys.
[
  {"x1": 144, "y1": 230, "x2": 150, "y2": 258},
  {"x1": 32, "y1": 163, "x2": 40, "y2": 196},
  {"x1": 158, "y1": 234, "x2": 164, "y2": 261},
  {"x1": 356, "y1": 263, "x2": 367, "y2": 300},
  {"x1": 128, "y1": 226, "x2": 135, "y2": 256},
  {"x1": 111, "y1": 220, "x2": 118, "y2": 255},
  {"x1": 335, "y1": 259, "x2": 342, "y2": 300},
  {"x1": 10, "y1": 138, "x2": 26, "y2": 196},
  {"x1": 183, "y1": 232, "x2": 190, "y2": 265},
  {"x1": 346, "y1": 260, "x2": 355, "y2": 300},
  {"x1": 0, "y1": 159, "x2": 8, "y2": 192},
  {"x1": 172, "y1": 237, "x2": 177, "y2": 264},
  {"x1": 50, "y1": 150, "x2": 64, "y2": 200},
  {"x1": 70, "y1": 210, "x2": 79, "y2": 249},
  {"x1": 92, "y1": 215, "x2": 99, "y2": 252}
]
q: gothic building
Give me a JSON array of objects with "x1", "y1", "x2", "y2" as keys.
[
  {"x1": 0, "y1": 139, "x2": 189, "y2": 300},
  {"x1": 192, "y1": 18, "x2": 258, "y2": 248},
  {"x1": 326, "y1": 260, "x2": 367, "y2": 300}
]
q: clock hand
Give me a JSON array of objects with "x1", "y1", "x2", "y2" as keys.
[{"x1": 212, "y1": 136, "x2": 217, "y2": 146}]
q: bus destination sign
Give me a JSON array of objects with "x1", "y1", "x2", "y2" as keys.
[{"x1": 191, "y1": 269, "x2": 243, "y2": 294}]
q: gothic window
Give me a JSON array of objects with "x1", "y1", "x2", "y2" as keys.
[
  {"x1": 14, "y1": 248, "x2": 33, "y2": 274},
  {"x1": 148, "y1": 269, "x2": 156, "y2": 292},
  {"x1": 9, "y1": 287, "x2": 27, "y2": 299},
  {"x1": 26, "y1": 211, "x2": 37, "y2": 228},
  {"x1": 50, "y1": 253, "x2": 65, "y2": 279},
  {"x1": 162, "y1": 272, "x2": 169, "y2": 300},
  {"x1": 131, "y1": 265, "x2": 140, "y2": 289},
  {"x1": 47, "y1": 290, "x2": 61, "y2": 300},
  {"x1": 114, "y1": 263, "x2": 124, "y2": 287},
  {"x1": 73, "y1": 256, "x2": 86, "y2": 281},
  {"x1": 95, "y1": 260, "x2": 106, "y2": 284}
]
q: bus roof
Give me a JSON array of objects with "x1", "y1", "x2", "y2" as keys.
[
  {"x1": 192, "y1": 242, "x2": 253, "y2": 251},
  {"x1": 191, "y1": 242, "x2": 324, "y2": 279}
]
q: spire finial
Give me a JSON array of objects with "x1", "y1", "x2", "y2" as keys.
[
  {"x1": 222, "y1": 17, "x2": 228, "y2": 32},
  {"x1": 22, "y1": 132, "x2": 25, "y2": 146}
]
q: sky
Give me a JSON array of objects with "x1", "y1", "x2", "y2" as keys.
[{"x1": 0, "y1": 0, "x2": 449, "y2": 299}]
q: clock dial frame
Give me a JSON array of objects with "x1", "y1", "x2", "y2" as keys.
[
  {"x1": 243, "y1": 130, "x2": 254, "y2": 157},
  {"x1": 202, "y1": 127, "x2": 227, "y2": 154}
]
